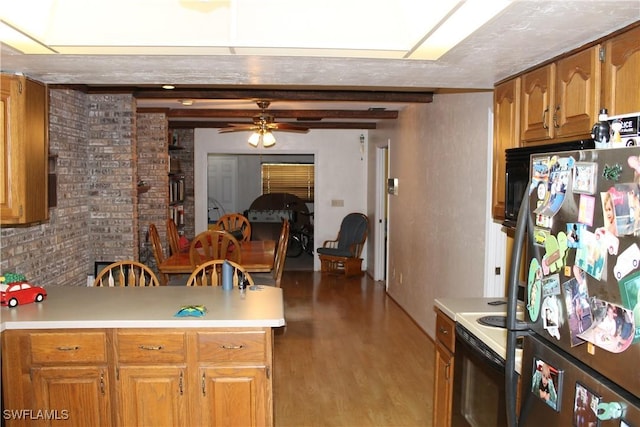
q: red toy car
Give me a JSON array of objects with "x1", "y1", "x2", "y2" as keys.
[{"x1": 0, "y1": 281, "x2": 47, "y2": 307}]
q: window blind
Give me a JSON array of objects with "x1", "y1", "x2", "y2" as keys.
[{"x1": 261, "y1": 163, "x2": 314, "y2": 202}]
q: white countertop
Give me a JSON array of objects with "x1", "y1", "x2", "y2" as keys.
[
  {"x1": 434, "y1": 296, "x2": 523, "y2": 373},
  {"x1": 434, "y1": 297, "x2": 510, "y2": 320},
  {"x1": 1, "y1": 286, "x2": 285, "y2": 330}
]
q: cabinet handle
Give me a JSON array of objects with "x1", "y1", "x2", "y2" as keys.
[
  {"x1": 56, "y1": 346, "x2": 80, "y2": 351},
  {"x1": 100, "y1": 372, "x2": 105, "y2": 395},
  {"x1": 542, "y1": 107, "x2": 549, "y2": 129},
  {"x1": 179, "y1": 371, "x2": 184, "y2": 396},
  {"x1": 221, "y1": 344, "x2": 243, "y2": 350},
  {"x1": 201, "y1": 372, "x2": 206, "y2": 396},
  {"x1": 438, "y1": 327, "x2": 448, "y2": 335},
  {"x1": 445, "y1": 362, "x2": 451, "y2": 381},
  {"x1": 553, "y1": 105, "x2": 560, "y2": 128},
  {"x1": 138, "y1": 345, "x2": 164, "y2": 351}
]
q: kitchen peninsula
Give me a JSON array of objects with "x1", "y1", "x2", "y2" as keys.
[{"x1": 1, "y1": 286, "x2": 285, "y2": 427}]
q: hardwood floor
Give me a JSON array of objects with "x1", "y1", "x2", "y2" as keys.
[{"x1": 274, "y1": 271, "x2": 435, "y2": 427}]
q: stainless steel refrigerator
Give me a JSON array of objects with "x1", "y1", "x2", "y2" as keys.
[{"x1": 506, "y1": 145, "x2": 640, "y2": 427}]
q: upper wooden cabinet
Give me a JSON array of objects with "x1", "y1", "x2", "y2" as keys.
[
  {"x1": 492, "y1": 78, "x2": 521, "y2": 221},
  {"x1": 603, "y1": 24, "x2": 640, "y2": 116},
  {"x1": 0, "y1": 74, "x2": 49, "y2": 225},
  {"x1": 520, "y1": 63, "x2": 555, "y2": 143},
  {"x1": 555, "y1": 46, "x2": 601, "y2": 138},
  {"x1": 521, "y1": 46, "x2": 601, "y2": 144}
]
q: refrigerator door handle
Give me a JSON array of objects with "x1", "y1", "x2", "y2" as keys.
[{"x1": 506, "y1": 185, "x2": 533, "y2": 427}]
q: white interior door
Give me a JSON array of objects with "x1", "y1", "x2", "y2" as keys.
[
  {"x1": 374, "y1": 145, "x2": 389, "y2": 281},
  {"x1": 207, "y1": 156, "x2": 238, "y2": 221}
]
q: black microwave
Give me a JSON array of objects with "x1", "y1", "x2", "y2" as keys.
[{"x1": 503, "y1": 139, "x2": 595, "y2": 228}]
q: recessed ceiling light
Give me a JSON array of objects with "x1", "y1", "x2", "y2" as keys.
[
  {"x1": 162, "y1": 84, "x2": 175, "y2": 90},
  {"x1": 180, "y1": 99, "x2": 194, "y2": 106}
]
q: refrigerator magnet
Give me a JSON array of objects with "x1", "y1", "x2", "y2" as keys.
[
  {"x1": 566, "y1": 223, "x2": 587, "y2": 249},
  {"x1": 617, "y1": 270, "x2": 640, "y2": 343},
  {"x1": 576, "y1": 299, "x2": 635, "y2": 353},
  {"x1": 573, "y1": 162, "x2": 598, "y2": 195},
  {"x1": 531, "y1": 357, "x2": 563, "y2": 412},
  {"x1": 528, "y1": 258, "x2": 543, "y2": 322},
  {"x1": 562, "y1": 274, "x2": 593, "y2": 347},
  {"x1": 573, "y1": 382, "x2": 600, "y2": 427},
  {"x1": 578, "y1": 194, "x2": 596, "y2": 226}
]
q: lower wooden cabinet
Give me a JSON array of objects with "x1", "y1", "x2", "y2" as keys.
[
  {"x1": 433, "y1": 308, "x2": 456, "y2": 427},
  {"x1": 433, "y1": 341, "x2": 454, "y2": 427},
  {"x1": 199, "y1": 366, "x2": 269, "y2": 427},
  {"x1": 2, "y1": 327, "x2": 274, "y2": 427},
  {"x1": 32, "y1": 366, "x2": 112, "y2": 426},
  {"x1": 118, "y1": 366, "x2": 188, "y2": 427}
]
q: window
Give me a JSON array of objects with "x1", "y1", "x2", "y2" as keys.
[{"x1": 261, "y1": 163, "x2": 314, "y2": 202}]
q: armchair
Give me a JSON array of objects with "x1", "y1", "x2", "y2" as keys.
[{"x1": 317, "y1": 213, "x2": 369, "y2": 277}]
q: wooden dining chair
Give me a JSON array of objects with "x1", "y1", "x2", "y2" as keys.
[
  {"x1": 216, "y1": 213, "x2": 252, "y2": 242},
  {"x1": 252, "y1": 219, "x2": 289, "y2": 287},
  {"x1": 148, "y1": 223, "x2": 168, "y2": 286},
  {"x1": 189, "y1": 229, "x2": 242, "y2": 269},
  {"x1": 93, "y1": 261, "x2": 160, "y2": 287},
  {"x1": 186, "y1": 259, "x2": 255, "y2": 287},
  {"x1": 166, "y1": 219, "x2": 182, "y2": 255}
]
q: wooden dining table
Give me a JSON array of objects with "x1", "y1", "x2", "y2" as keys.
[{"x1": 158, "y1": 240, "x2": 276, "y2": 279}]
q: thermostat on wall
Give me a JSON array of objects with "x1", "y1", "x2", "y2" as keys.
[{"x1": 387, "y1": 178, "x2": 398, "y2": 195}]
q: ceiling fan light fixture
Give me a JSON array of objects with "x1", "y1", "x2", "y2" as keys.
[
  {"x1": 262, "y1": 131, "x2": 276, "y2": 147},
  {"x1": 248, "y1": 132, "x2": 261, "y2": 147}
]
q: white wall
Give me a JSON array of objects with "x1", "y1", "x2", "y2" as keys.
[
  {"x1": 195, "y1": 128, "x2": 369, "y2": 270},
  {"x1": 370, "y1": 92, "x2": 494, "y2": 337}
]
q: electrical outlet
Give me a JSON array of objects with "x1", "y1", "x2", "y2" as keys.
[
  {"x1": 331, "y1": 199, "x2": 344, "y2": 207},
  {"x1": 399, "y1": 273, "x2": 403, "y2": 285}
]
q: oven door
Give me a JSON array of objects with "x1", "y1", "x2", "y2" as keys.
[{"x1": 452, "y1": 324, "x2": 508, "y2": 427}]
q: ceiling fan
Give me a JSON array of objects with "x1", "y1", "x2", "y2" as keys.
[{"x1": 218, "y1": 100, "x2": 309, "y2": 147}]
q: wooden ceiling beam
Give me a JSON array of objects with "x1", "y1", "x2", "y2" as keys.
[
  {"x1": 169, "y1": 120, "x2": 377, "y2": 129},
  {"x1": 164, "y1": 108, "x2": 398, "y2": 119},
  {"x1": 133, "y1": 88, "x2": 433, "y2": 103}
]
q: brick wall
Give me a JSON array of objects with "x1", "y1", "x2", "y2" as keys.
[
  {"x1": 87, "y1": 94, "x2": 138, "y2": 264},
  {"x1": 136, "y1": 112, "x2": 170, "y2": 271},
  {"x1": 0, "y1": 88, "x2": 91, "y2": 286},
  {"x1": 0, "y1": 89, "x2": 195, "y2": 286}
]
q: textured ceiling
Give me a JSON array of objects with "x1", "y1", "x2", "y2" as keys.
[
  {"x1": 1, "y1": 1, "x2": 639, "y2": 122},
  {"x1": 2, "y1": 1, "x2": 638, "y2": 90}
]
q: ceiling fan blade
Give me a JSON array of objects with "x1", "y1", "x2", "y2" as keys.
[
  {"x1": 218, "y1": 123, "x2": 259, "y2": 133},
  {"x1": 269, "y1": 122, "x2": 310, "y2": 133}
]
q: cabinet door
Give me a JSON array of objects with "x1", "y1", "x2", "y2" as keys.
[
  {"x1": 555, "y1": 46, "x2": 601, "y2": 139},
  {"x1": 603, "y1": 25, "x2": 640, "y2": 116},
  {"x1": 433, "y1": 341, "x2": 454, "y2": 427},
  {"x1": 0, "y1": 75, "x2": 22, "y2": 222},
  {"x1": 32, "y1": 366, "x2": 112, "y2": 426},
  {"x1": 0, "y1": 74, "x2": 48, "y2": 225},
  {"x1": 492, "y1": 78, "x2": 520, "y2": 220},
  {"x1": 521, "y1": 64, "x2": 555, "y2": 143},
  {"x1": 118, "y1": 366, "x2": 187, "y2": 427},
  {"x1": 198, "y1": 366, "x2": 270, "y2": 427}
]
